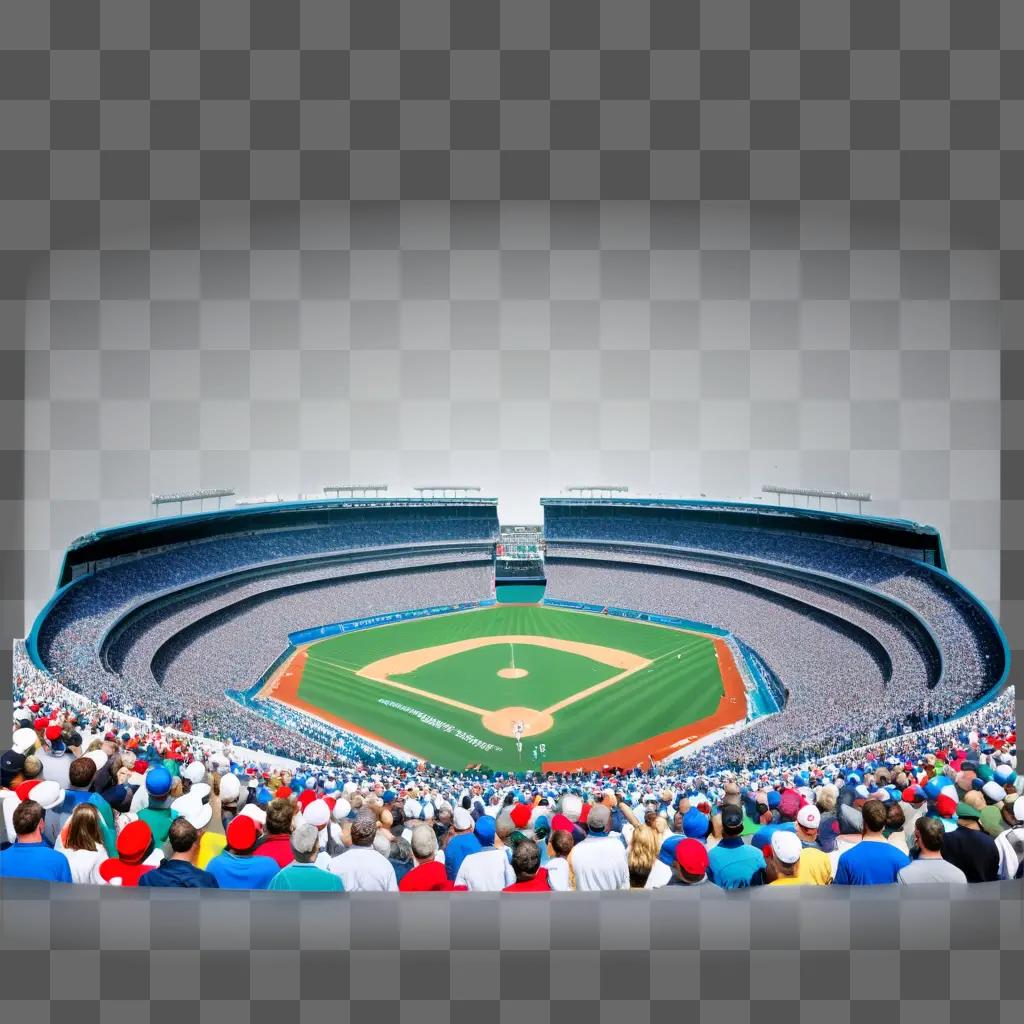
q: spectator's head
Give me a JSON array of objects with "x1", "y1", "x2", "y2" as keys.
[
  {"x1": 64, "y1": 802, "x2": 103, "y2": 853},
  {"x1": 548, "y1": 829, "x2": 573, "y2": 859},
  {"x1": 861, "y1": 800, "x2": 887, "y2": 836},
  {"x1": 915, "y1": 815, "x2": 945, "y2": 854},
  {"x1": 721, "y1": 804, "x2": 745, "y2": 838},
  {"x1": 627, "y1": 825, "x2": 659, "y2": 879},
  {"x1": 770, "y1": 830, "x2": 802, "y2": 878},
  {"x1": 452, "y1": 806, "x2": 473, "y2": 833},
  {"x1": 167, "y1": 817, "x2": 199, "y2": 859},
  {"x1": 795, "y1": 804, "x2": 820, "y2": 842},
  {"x1": 672, "y1": 838, "x2": 709, "y2": 885},
  {"x1": 68, "y1": 756, "x2": 97, "y2": 790},
  {"x1": 350, "y1": 812, "x2": 377, "y2": 848},
  {"x1": 225, "y1": 814, "x2": 259, "y2": 855},
  {"x1": 1, "y1": 749, "x2": 26, "y2": 789},
  {"x1": 587, "y1": 804, "x2": 611, "y2": 835},
  {"x1": 474, "y1": 814, "x2": 496, "y2": 848},
  {"x1": 22, "y1": 755, "x2": 42, "y2": 781},
  {"x1": 265, "y1": 798, "x2": 294, "y2": 836},
  {"x1": 410, "y1": 824, "x2": 437, "y2": 864},
  {"x1": 885, "y1": 802, "x2": 905, "y2": 835},
  {"x1": 511, "y1": 839, "x2": 541, "y2": 884},
  {"x1": 955, "y1": 802, "x2": 982, "y2": 829},
  {"x1": 291, "y1": 823, "x2": 320, "y2": 864},
  {"x1": 12, "y1": 799, "x2": 44, "y2": 840},
  {"x1": 372, "y1": 831, "x2": 393, "y2": 857},
  {"x1": 560, "y1": 794, "x2": 582, "y2": 822},
  {"x1": 116, "y1": 820, "x2": 154, "y2": 865}
]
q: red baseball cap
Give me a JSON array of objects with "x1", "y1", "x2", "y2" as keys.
[
  {"x1": 510, "y1": 803, "x2": 532, "y2": 828},
  {"x1": 116, "y1": 820, "x2": 154, "y2": 863},
  {"x1": 226, "y1": 815, "x2": 258, "y2": 851},
  {"x1": 935, "y1": 794, "x2": 957, "y2": 818},
  {"x1": 674, "y1": 838, "x2": 709, "y2": 877},
  {"x1": 275, "y1": 786, "x2": 293, "y2": 800}
]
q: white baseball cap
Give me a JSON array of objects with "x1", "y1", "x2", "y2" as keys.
[
  {"x1": 12, "y1": 728, "x2": 37, "y2": 755},
  {"x1": 304, "y1": 799, "x2": 330, "y2": 828},
  {"x1": 183, "y1": 761, "x2": 206, "y2": 784},
  {"x1": 796, "y1": 805, "x2": 821, "y2": 830},
  {"x1": 453, "y1": 806, "x2": 473, "y2": 831},
  {"x1": 171, "y1": 792, "x2": 212, "y2": 830},
  {"x1": 770, "y1": 829, "x2": 803, "y2": 865}
]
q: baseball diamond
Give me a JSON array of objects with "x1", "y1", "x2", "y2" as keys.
[{"x1": 262, "y1": 605, "x2": 745, "y2": 772}]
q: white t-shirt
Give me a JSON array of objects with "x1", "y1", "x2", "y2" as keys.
[
  {"x1": 644, "y1": 860, "x2": 673, "y2": 889},
  {"x1": 328, "y1": 847, "x2": 398, "y2": 891},
  {"x1": 545, "y1": 856, "x2": 570, "y2": 892},
  {"x1": 995, "y1": 825, "x2": 1024, "y2": 880},
  {"x1": 454, "y1": 846, "x2": 516, "y2": 891},
  {"x1": 571, "y1": 834, "x2": 629, "y2": 891},
  {"x1": 62, "y1": 846, "x2": 108, "y2": 885}
]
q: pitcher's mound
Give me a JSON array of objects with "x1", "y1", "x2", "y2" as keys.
[
  {"x1": 481, "y1": 706, "x2": 554, "y2": 737},
  {"x1": 497, "y1": 667, "x2": 528, "y2": 679}
]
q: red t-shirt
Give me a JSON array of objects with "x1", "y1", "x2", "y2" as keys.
[
  {"x1": 252, "y1": 832, "x2": 295, "y2": 868},
  {"x1": 399, "y1": 860, "x2": 464, "y2": 892},
  {"x1": 503, "y1": 867, "x2": 551, "y2": 892},
  {"x1": 99, "y1": 858, "x2": 155, "y2": 887}
]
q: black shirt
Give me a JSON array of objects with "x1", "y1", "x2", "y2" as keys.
[{"x1": 941, "y1": 825, "x2": 999, "y2": 883}]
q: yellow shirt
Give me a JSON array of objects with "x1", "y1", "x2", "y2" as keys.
[
  {"x1": 799, "y1": 846, "x2": 833, "y2": 885},
  {"x1": 769, "y1": 874, "x2": 811, "y2": 885},
  {"x1": 196, "y1": 830, "x2": 227, "y2": 870}
]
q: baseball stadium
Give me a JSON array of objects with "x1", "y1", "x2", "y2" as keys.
[{"x1": 13, "y1": 491, "x2": 1011, "y2": 779}]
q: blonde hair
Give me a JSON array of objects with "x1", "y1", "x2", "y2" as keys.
[{"x1": 627, "y1": 825, "x2": 659, "y2": 879}]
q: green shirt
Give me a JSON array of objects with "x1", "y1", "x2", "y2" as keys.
[
  {"x1": 138, "y1": 806, "x2": 176, "y2": 846},
  {"x1": 268, "y1": 863, "x2": 344, "y2": 892}
]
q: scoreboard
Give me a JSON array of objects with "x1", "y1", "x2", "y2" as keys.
[{"x1": 496, "y1": 524, "x2": 545, "y2": 581}]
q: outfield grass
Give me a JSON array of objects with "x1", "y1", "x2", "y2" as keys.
[{"x1": 295, "y1": 605, "x2": 724, "y2": 772}]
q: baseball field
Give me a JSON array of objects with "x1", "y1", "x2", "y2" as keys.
[{"x1": 263, "y1": 605, "x2": 747, "y2": 773}]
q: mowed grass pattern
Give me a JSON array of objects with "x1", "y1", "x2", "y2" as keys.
[{"x1": 296, "y1": 606, "x2": 723, "y2": 771}]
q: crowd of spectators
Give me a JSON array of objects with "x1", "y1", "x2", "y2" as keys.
[
  {"x1": 32, "y1": 507, "x2": 495, "y2": 748},
  {"x1": 3, "y1": 686, "x2": 1018, "y2": 891},
  {"x1": 544, "y1": 512, "x2": 1002, "y2": 712}
]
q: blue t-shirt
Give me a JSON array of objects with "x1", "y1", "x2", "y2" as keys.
[
  {"x1": 0, "y1": 841, "x2": 73, "y2": 882},
  {"x1": 707, "y1": 838, "x2": 766, "y2": 889},
  {"x1": 138, "y1": 859, "x2": 219, "y2": 889},
  {"x1": 834, "y1": 841, "x2": 910, "y2": 886},
  {"x1": 444, "y1": 833, "x2": 482, "y2": 882},
  {"x1": 751, "y1": 821, "x2": 796, "y2": 852},
  {"x1": 207, "y1": 850, "x2": 280, "y2": 890}
]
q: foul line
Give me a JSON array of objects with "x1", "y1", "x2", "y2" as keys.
[
  {"x1": 541, "y1": 642, "x2": 697, "y2": 715},
  {"x1": 314, "y1": 655, "x2": 490, "y2": 717}
]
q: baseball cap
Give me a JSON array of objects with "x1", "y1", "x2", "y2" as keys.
[
  {"x1": 218, "y1": 774, "x2": 241, "y2": 802},
  {"x1": 935, "y1": 794, "x2": 958, "y2": 818},
  {"x1": 116, "y1": 820, "x2": 154, "y2": 863},
  {"x1": 955, "y1": 801, "x2": 981, "y2": 821},
  {"x1": 1013, "y1": 796, "x2": 1024, "y2": 823},
  {"x1": 796, "y1": 805, "x2": 821, "y2": 830},
  {"x1": 778, "y1": 789, "x2": 801, "y2": 819},
  {"x1": 171, "y1": 792, "x2": 212, "y2": 830},
  {"x1": 674, "y1": 838, "x2": 709, "y2": 877},
  {"x1": 587, "y1": 804, "x2": 611, "y2": 832},
  {"x1": 238, "y1": 804, "x2": 267, "y2": 826},
  {"x1": 11, "y1": 728, "x2": 37, "y2": 756},
  {"x1": 145, "y1": 766, "x2": 172, "y2": 798},
  {"x1": 453, "y1": 806, "x2": 473, "y2": 831},
  {"x1": 474, "y1": 815, "x2": 496, "y2": 846},
  {"x1": 720, "y1": 805, "x2": 744, "y2": 836},
  {"x1": 771, "y1": 829, "x2": 803, "y2": 865},
  {"x1": 682, "y1": 808, "x2": 709, "y2": 839},
  {"x1": 31, "y1": 779, "x2": 66, "y2": 810},
  {"x1": 304, "y1": 799, "x2": 330, "y2": 828},
  {"x1": 226, "y1": 814, "x2": 259, "y2": 852},
  {"x1": 1, "y1": 749, "x2": 26, "y2": 786},
  {"x1": 182, "y1": 761, "x2": 206, "y2": 784}
]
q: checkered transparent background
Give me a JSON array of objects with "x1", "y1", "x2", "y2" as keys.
[{"x1": 1, "y1": 0, "x2": 1022, "y2": 1013}]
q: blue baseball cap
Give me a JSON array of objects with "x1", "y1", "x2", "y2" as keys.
[
  {"x1": 474, "y1": 815, "x2": 496, "y2": 846},
  {"x1": 683, "y1": 808, "x2": 710, "y2": 839},
  {"x1": 145, "y1": 765, "x2": 172, "y2": 798}
]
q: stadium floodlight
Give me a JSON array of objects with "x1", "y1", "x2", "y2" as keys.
[
  {"x1": 151, "y1": 488, "x2": 234, "y2": 516},
  {"x1": 762, "y1": 484, "x2": 873, "y2": 513},
  {"x1": 565, "y1": 485, "x2": 629, "y2": 498},
  {"x1": 324, "y1": 484, "x2": 388, "y2": 498},
  {"x1": 413, "y1": 485, "x2": 482, "y2": 498}
]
